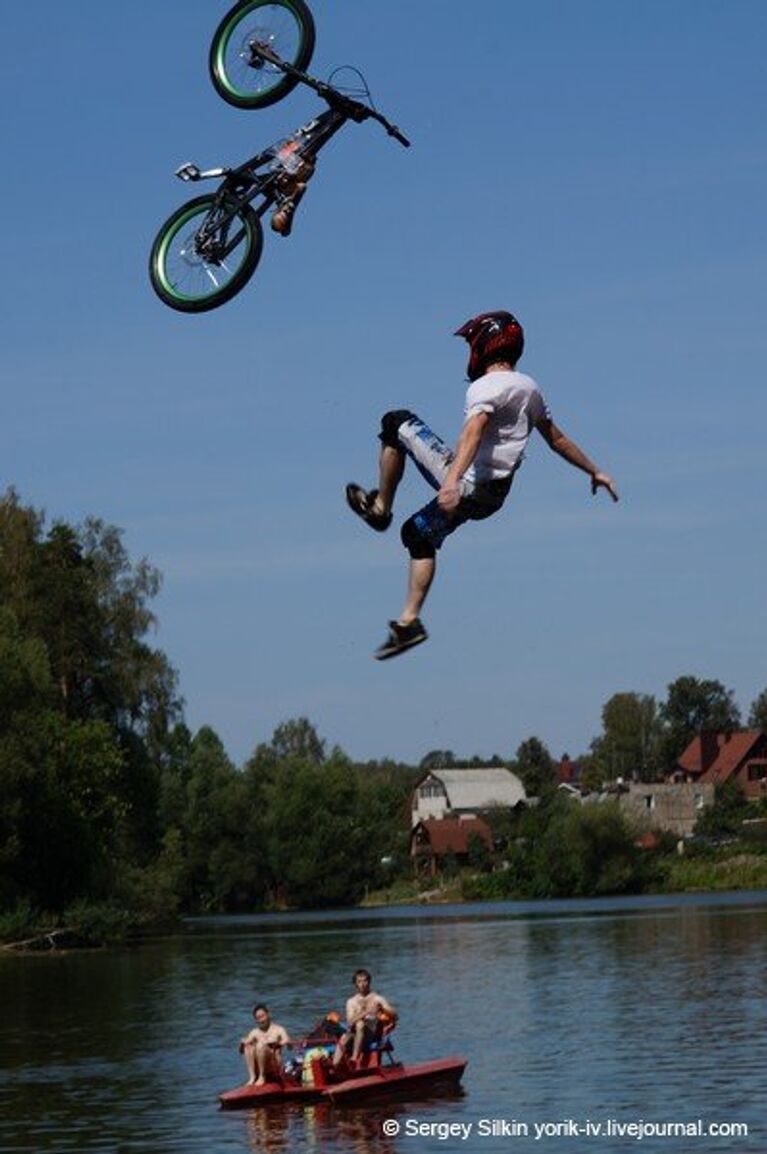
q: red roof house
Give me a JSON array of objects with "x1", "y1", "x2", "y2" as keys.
[
  {"x1": 410, "y1": 817, "x2": 494, "y2": 877},
  {"x1": 675, "y1": 730, "x2": 767, "y2": 800}
]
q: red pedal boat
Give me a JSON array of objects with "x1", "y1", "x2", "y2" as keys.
[{"x1": 219, "y1": 1035, "x2": 467, "y2": 1110}]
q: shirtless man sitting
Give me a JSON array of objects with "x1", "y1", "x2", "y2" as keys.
[
  {"x1": 334, "y1": 969, "x2": 397, "y2": 1067},
  {"x1": 239, "y1": 1003, "x2": 291, "y2": 1086}
]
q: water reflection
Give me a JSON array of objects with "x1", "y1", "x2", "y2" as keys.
[{"x1": 233, "y1": 1092, "x2": 465, "y2": 1154}]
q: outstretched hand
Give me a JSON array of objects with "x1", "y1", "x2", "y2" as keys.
[{"x1": 591, "y1": 472, "x2": 619, "y2": 502}]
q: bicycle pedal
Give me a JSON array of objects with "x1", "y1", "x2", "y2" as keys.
[{"x1": 175, "y1": 162, "x2": 201, "y2": 182}]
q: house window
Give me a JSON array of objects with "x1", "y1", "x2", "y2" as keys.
[
  {"x1": 644, "y1": 795, "x2": 655, "y2": 810},
  {"x1": 694, "y1": 793, "x2": 705, "y2": 810},
  {"x1": 419, "y1": 782, "x2": 443, "y2": 799},
  {"x1": 747, "y1": 761, "x2": 767, "y2": 782}
]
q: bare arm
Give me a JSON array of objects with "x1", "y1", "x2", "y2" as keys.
[
  {"x1": 438, "y1": 411, "x2": 490, "y2": 511},
  {"x1": 536, "y1": 416, "x2": 619, "y2": 502},
  {"x1": 375, "y1": 994, "x2": 397, "y2": 1020}
]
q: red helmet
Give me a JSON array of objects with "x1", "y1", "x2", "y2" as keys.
[{"x1": 454, "y1": 311, "x2": 524, "y2": 381}]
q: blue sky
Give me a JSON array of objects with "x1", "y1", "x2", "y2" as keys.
[{"x1": 2, "y1": 1, "x2": 765, "y2": 766}]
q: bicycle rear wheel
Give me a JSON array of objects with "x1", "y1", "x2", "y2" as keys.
[
  {"x1": 149, "y1": 194, "x2": 263, "y2": 313},
  {"x1": 209, "y1": 0, "x2": 315, "y2": 109}
]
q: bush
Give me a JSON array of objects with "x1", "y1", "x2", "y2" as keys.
[
  {"x1": 116, "y1": 828, "x2": 187, "y2": 923},
  {"x1": 516, "y1": 799, "x2": 649, "y2": 898},
  {"x1": 694, "y1": 781, "x2": 750, "y2": 838},
  {"x1": 0, "y1": 899, "x2": 39, "y2": 943},
  {"x1": 59, "y1": 900, "x2": 133, "y2": 945}
]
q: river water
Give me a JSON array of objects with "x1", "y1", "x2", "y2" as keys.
[{"x1": 1, "y1": 892, "x2": 765, "y2": 1153}]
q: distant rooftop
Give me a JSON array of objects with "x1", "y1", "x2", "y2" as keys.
[{"x1": 418, "y1": 767, "x2": 526, "y2": 809}]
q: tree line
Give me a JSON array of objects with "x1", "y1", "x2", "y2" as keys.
[
  {"x1": 1, "y1": 489, "x2": 765, "y2": 935},
  {"x1": 508, "y1": 680, "x2": 767, "y2": 798}
]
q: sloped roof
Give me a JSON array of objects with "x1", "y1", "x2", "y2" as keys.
[
  {"x1": 419, "y1": 767, "x2": 526, "y2": 809},
  {"x1": 678, "y1": 730, "x2": 764, "y2": 782},
  {"x1": 412, "y1": 817, "x2": 493, "y2": 855}
]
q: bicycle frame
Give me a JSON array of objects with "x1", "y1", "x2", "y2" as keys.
[
  {"x1": 176, "y1": 45, "x2": 408, "y2": 263},
  {"x1": 180, "y1": 103, "x2": 351, "y2": 254},
  {"x1": 150, "y1": 42, "x2": 409, "y2": 309}
]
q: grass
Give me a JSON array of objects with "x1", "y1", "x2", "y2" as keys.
[
  {"x1": 361, "y1": 875, "x2": 464, "y2": 906},
  {"x1": 659, "y1": 852, "x2": 767, "y2": 893}
]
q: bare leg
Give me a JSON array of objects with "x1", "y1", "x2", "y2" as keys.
[
  {"x1": 351, "y1": 1020, "x2": 367, "y2": 1062},
  {"x1": 243, "y1": 1042, "x2": 257, "y2": 1084},
  {"x1": 333, "y1": 1034, "x2": 349, "y2": 1068},
  {"x1": 399, "y1": 556, "x2": 435, "y2": 624},
  {"x1": 254, "y1": 1042, "x2": 272, "y2": 1086},
  {"x1": 372, "y1": 444, "x2": 405, "y2": 516}
]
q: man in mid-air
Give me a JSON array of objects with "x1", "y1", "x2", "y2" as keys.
[{"x1": 346, "y1": 311, "x2": 619, "y2": 659}]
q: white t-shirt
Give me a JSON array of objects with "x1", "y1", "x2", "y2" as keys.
[{"x1": 463, "y1": 369, "x2": 550, "y2": 483}]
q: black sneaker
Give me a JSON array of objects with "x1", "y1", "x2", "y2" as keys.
[
  {"x1": 345, "y1": 484, "x2": 392, "y2": 532},
  {"x1": 374, "y1": 619, "x2": 428, "y2": 660}
]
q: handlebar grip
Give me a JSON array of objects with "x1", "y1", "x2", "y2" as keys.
[{"x1": 390, "y1": 127, "x2": 411, "y2": 148}]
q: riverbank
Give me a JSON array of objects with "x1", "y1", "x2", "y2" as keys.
[
  {"x1": 361, "y1": 878, "x2": 464, "y2": 907},
  {"x1": 0, "y1": 899, "x2": 173, "y2": 953},
  {"x1": 362, "y1": 850, "x2": 767, "y2": 907},
  {"x1": 5, "y1": 850, "x2": 767, "y2": 948}
]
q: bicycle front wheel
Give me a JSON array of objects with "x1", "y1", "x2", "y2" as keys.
[
  {"x1": 209, "y1": 0, "x2": 315, "y2": 110},
  {"x1": 149, "y1": 194, "x2": 263, "y2": 313}
]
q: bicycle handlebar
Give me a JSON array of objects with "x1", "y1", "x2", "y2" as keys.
[
  {"x1": 337, "y1": 96, "x2": 409, "y2": 147},
  {"x1": 252, "y1": 44, "x2": 410, "y2": 148},
  {"x1": 366, "y1": 107, "x2": 411, "y2": 148}
]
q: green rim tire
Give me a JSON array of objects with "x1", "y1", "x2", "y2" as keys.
[
  {"x1": 149, "y1": 195, "x2": 263, "y2": 313},
  {"x1": 209, "y1": 0, "x2": 316, "y2": 110}
]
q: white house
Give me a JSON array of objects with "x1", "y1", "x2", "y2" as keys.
[{"x1": 411, "y1": 767, "x2": 527, "y2": 827}]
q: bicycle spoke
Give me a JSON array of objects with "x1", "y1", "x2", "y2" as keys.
[
  {"x1": 155, "y1": 202, "x2": 254, "y2": 304},
  {"x1": 211, "y1": 0, "x2": 309, "y2": 106}
]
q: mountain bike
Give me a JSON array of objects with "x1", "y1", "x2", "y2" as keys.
[{"x1": 149, "y1": 44, "x2": 410, "y2": 313}]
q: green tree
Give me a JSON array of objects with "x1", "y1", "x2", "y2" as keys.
[
  {"x1": 264, "y1": 757, "x2": 377, "y2": 907},
  {"x1": 575, "y1": 752, "x2": 604, "y2": 793},
  {"x1": 183, "y1": 727, "x2": 265, "y2": 911},
  {"x1": 0, "y1": 493, "x2": 181, "y2": 745},
  {"x1": 0, "y1": 608, "x2": 55, "y2": 905},
  {"x1": 157, "y1": 723, "x2": 194, "y2": 833},
  {"x1": 694, "y1": 781, "x2": 749, "y2": 838},
  {"x1": 467, "y1": 832, "x2": 492, "y2": 872},
  {"x1": 77, "y1": 516, "x2": 181, "y2": 760},
  {"x1": 529, "y1": 798, "x2": 645, "y2": 898},
  {"x1": 419, "y1": 750, "x2": 456, "y2": 770},
  {"x1": 464, "y1": 753, "x2": 506, "y2": 768},
  {"x1": 513, "y1": 736, "x2": 556, "y2": 798},
  {"x1": 118, "y1": 827, "x2": 186, "y2": 923},
  {"x1": 591, "y1": 692, "x2": 661, "y2": 782},
  {"x1": 747, "y1": 689, "x2": 767, "y2": 733},
  {"x1": 0, "y1": 491, "x2": 183, "y2": 911},
  {"x1": 658, "y1": 675, "x2": 741, "y2": 772},
  {"x1": 248, "y1": 717, "x2": 326, "y2": 772}
]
